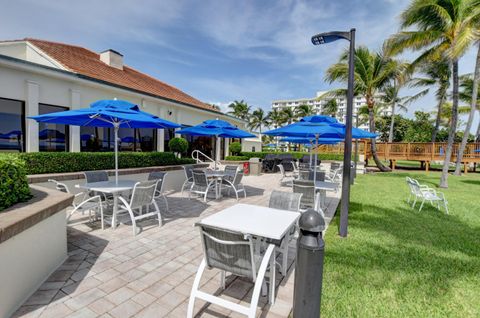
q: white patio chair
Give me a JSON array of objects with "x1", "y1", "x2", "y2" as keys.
[
  {"x1": 293, "y1": 179, "x2": 325, "y2": 218},
  {"x1": 277, "y1": 164, "x2": 294, "y2": 186},
  {"x1": 187, "y1": 225, "x2": 276, "y2": 318},
  {"x1": 181, "y1": 165, "x2": 195, "y2": 196},
  {"x1": 83, "y1": 170, "x2": 114, "y2": 202},
  {"x1": 117, "y1": 180, "x2": 162, "y2": 236},
  {"x1": 190, "y1": 170, "x2": 216, "y2": 202},
  {"x1": 407, "y1": 178, "x2": 448, "y2": 213},
  {"x1": 147, "y1": 171, "x2": 169, "y2": 211},
  {"x1": 221, "y1": 171, "x2": 246, "y2": 201},
  {"x1": 48, "y1": 179, "x2": 104, "y2": 229},
  {"x1": 268, "y1": 190, "x2": 302, "y2": 276},
  {"x1": 223, "y1": 165, "x2": 238, "y2": 183}
]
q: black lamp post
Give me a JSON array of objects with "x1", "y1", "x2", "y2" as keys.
[{"x1": 312, "y1": 28, "x2": 355, "y2": 238}]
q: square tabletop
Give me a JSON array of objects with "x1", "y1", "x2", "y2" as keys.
[
  {"x1": 197, "y1": 203, "x2": 300, "y2": 241},
  {"x1": 76, "y1": 180, "x2": 138, "y2": 194}
]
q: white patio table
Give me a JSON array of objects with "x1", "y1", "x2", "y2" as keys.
[
  {"x1": 314, "y1": 180, "x2": 339, "y2": 191},
  {"x1": 204, "y1": 170, "x2": 225, "y2": 199},
  {"x1": 198, "y1": 203, "x2": 300, "y2": 243},
  {"x1": 76, "y1": 180, "x2": 137, "y2": 229}
]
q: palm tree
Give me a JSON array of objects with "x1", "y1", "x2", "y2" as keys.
[
  {"x1": 227, "y1": 100, "x2": 251, "y2": 121},
  {"x1": 455, "y1": 42, "x2": 480, "y2": 174},
  {"x1": 386, "y1": 0, "x2": 480, "y2": 187},
  {"x1": 295, "y1": 104, "x2": 315, "y2": 119},
  {"x1": 410, "y1": 58, "x2": 451, "y2": 142},
  {"x1": 281, "y1": 108, "x2": 296, "y2": 125},
  {"x1": 267, "y1": 109, "x2": 285, "y2": 129},
  {"x1": 458, "y1": 73, "x2": 480, "y2": 141},
  {"x1": 431, "y1": 102, "x2": 470, "y2": 127},
  {"x1": 322, "y1": 99, "x2": 338, "y2": 118},
  {"x1": 379, "y1": 81, "x2": 428, "y2": 142},
  {"x1": 248, "y1": 108, "x2": 269, "y2": 135},
  {"x1": 326, "y1": 46, "x2": 398, "y2": 171}
]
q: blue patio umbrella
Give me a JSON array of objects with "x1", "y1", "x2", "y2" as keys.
[
  {"x1": 280, "y1": 136, "x2": 342, "y2": 167},
  {"x1": 177, "y1": 119, "x2": 255, "y2": 169},
  {"x1": 264, "y1": 115, "x2": 376, "y2": 182},
  {"x1": 30, "y1": 99, "x2": 180, "y2": 183}
]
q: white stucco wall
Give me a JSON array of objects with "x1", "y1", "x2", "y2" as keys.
[
  {"x1": 0, "y1": 211, "x2": 67, "y2": 318},
  {"x1": 0, "y1": 57, "x2": 246, "y2": 158}
]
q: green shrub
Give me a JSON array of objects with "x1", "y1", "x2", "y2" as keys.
[
  {"x1": 229, "y1": 142, "x2": 242, "y2": 155},
  {"x1": 0, "y1": 155, "x2": 32, "y2": 211},
  {"x1": 168, "y1": 137, "x2": 189, "y2": 155},
  {"x1": 225, "y1": 156, "x2": 249, "y2": 161},
  {"x1": 4, "y1": 152, "x2": 194, "y2": 175}
]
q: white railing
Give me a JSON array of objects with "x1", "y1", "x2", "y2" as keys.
[{"x1": 192, "y1": 150, "x2": 222, "y2": 169}]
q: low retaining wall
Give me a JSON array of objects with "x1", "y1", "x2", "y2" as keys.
[{"x1": 0, "y1": 185, "x2": 73, "y2": 318}]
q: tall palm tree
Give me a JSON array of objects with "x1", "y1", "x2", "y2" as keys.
[
  {"x1": 458, "y1": 73, "x2": 480, "y2": 141},
  {"x1": 410, "y1": 58, "x2": 451, "y2": 142},
  {"x1": 455, "y1": 42, "x2": 480, "y2": 174},
  {"x1": 295, "y1": 104, "x2": 315, "y2": 119},
  {"x1": 248, "y1": 108, "x2": 269, "y2": 135},
  {"x1": 267, "y1": 109, "x2": 285, "y2": 129},
  {"x1": 227, "y1": 100, "x2": 251, "y2": 121},
  {"x1": 379, "y1": 81, "x2": 428, "y2": 142},
  {"x1": 281, "y1": 108, "x2": 296, "y2": 125},
  {"x1": 326, "y1": 46, "x2": 398, "y2": 171},
  {"x1": 322, "y1": 99, "x2": 338, "y2": 118},
  {"x1": 431, "y1": 102, "x2": 470, "y2": 127},
  {"x1": 386, "y1": 0, "x2": 480, "y2": 187}
]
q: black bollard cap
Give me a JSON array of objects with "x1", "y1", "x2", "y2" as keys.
[{"x1": 299, "y1": 209, "x2": 325, "y2": 233}]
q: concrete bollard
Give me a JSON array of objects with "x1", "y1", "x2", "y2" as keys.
[{"x1": 293, "y1": 209, "x2": 326, "y2": 318}]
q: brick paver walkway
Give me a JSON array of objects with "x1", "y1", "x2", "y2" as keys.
[{"x1": 14, "y1": 172, "x2": 340, "y2": 318}]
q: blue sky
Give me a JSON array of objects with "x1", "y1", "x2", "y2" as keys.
[{"x1": 1, "y1": 0, "x2": 479, "y2": 131}]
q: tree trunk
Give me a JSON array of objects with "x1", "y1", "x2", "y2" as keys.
[
  {"x1": 368, "y1": 106, "x2": 390, "y2": 172},
  {"x1": 431, "y1": 98, "x2": 443, "y2": 142},
  {"x1": 440, "y1": 60, "x2": 459, "y2": 188},
  {"x1": 388, "y1": 102, "x2": 396, "y2": 143},
  {"x1": 476, "y1": 120, "x2": 480, "y2": 142},
  {"x1": 454, "y1": 42, "x2": 480, "y2": 175}
]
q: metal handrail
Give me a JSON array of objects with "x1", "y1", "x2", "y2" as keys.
[{"x1": 192, "y1": 150, "x2": 221, "y2": 167}]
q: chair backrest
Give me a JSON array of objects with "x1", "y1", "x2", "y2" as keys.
[
  {"x1": 224, "y1": 165, "x2": 238, "y2": 180},
  {"x1": 298, "y1": 169, "x2": 310, "y2": 180},
  {"x1": 293, "y1": 179, "x2": 316, "y2": 208},
  {"x1": 232, "y1": 171, "x2": 244, "y2": 185},
  {"x1": 308, "y1": 171, "x2": 325, "y2": 181},
  {"x1": 199, "y1": 225, "x2": 256, "y2": 280},
  {"x1": 83, "y1": 170, "x2": 109, "y2": 183},
  {"x1": 277, "y1": 164, "x2": 285, "y2": 176},
  {"x1": 129, "y1": 180, "x2": 158, "y2": 209},
  {"x1": 299, "y1": 162, "x2": 310, "y2": 170},
  {"x1": 148, "y1": 171, "x2": 167, "y2": 193},
  {"x1": 330, "y1": 162, "x2": 341, "y2": 171},
  {"x1": 193, "y1": 171, "x2": 208, "y2": 187},
  {"x1": 292, "y1": 160, "x2": 299, "y2": 171},
  {"x1": 48, "y1": 179, "x2": 69, "y2": 193},
  {"x1": 269, "y1": 190, "x2": 302, "y2": 212},
  {"x1": 183, "y1": 165, "x2": 194, "y2": 180}
]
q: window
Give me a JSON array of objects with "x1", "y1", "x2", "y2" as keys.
[
  {"x1": 81, "y1": 127, "x2": 156, "y2": 152},
  {"x1": 39, "y1": 104, "x2": 69, "y2": 152},
  {"x1": 0, "y1": 98, "x2": 24, "y2": 152},
  {"x1": 164, "y1": 128, "x2": 176, "y2": 152}
]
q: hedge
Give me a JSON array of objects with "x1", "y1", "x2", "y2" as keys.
[
  {"x1": 4, "y1": 152, "x2": 195, "y2": 175},
  {"x1": 0, "y1": 155, "x2": 32, "y2": 211},
  {"x1": 235, "y1": 151, "x2": 345, "y2": 161},
  {"x1": 225, "y1": 156, "x2": 249, "y2": 161}
]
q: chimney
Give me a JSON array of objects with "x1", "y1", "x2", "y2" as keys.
[{"x1": 100, "y1": 49, "x2": 123, "y2": 70}]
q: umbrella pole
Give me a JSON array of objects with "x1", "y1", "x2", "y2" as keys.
[
  {"x1": 114, "y1": 123, "x2": 119, "y2": 184},
  {"x1": 309, "y1": 141, "x2": 313, "y2": 168},
  {"x1": 313, "y1": 135, "x2": 319, "y2": 183}
]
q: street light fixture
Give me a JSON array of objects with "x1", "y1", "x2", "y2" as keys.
[{"x1": 312, "y1": 28, "x2": 355, "y2": 238}]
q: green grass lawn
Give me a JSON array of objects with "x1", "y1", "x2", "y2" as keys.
[{"x1": 322, "y1": 171, "x2": 480, "y2": 317}]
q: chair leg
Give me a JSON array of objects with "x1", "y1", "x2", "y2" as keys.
[
  {"x1": 162, "y1": 195, "x2": 169, "y2": 212},
  {"x1": 419, "y1": 199, "x2": 425, "y2": 211},
  {"x1": 220, "y1": 271, "x2": 226, "y2": 290},
  {"x1": 187, "y1": 259, "x2": 207, "y2": 318},
  {"x1": 153, "y1": 201, "x2": 162, "y2": 226}
]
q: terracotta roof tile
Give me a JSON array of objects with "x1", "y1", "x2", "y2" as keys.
[{"x1": 22, "y1": 38, "x2": 218, "y2": 112}]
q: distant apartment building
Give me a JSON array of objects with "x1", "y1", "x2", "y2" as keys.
[{"x1": 272, "y1": 90, "x2": 391, "y2": 130}]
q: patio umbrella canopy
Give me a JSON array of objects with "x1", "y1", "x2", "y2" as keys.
[
  {"x1": 264, "y1": 115, "x2": 376, "y2": 182},
  {"x1": 29, "y1": 99, "x2": 180, "y2": 183},
  {"x1": 177, "y1": 119, "x2": 255, "y2": 169}
]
